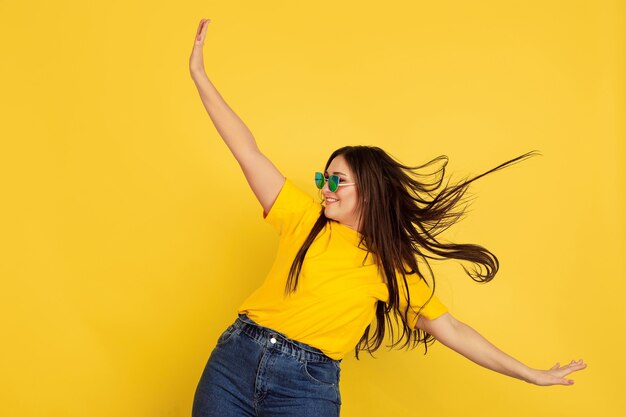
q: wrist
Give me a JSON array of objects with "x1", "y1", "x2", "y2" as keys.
[{"x1": 521, "y1": 367, "x2": 539, "y2": 384}]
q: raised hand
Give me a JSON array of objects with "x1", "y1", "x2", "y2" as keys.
[
  {"x1": 190, "y1": 18, "x2": 211, "y2": 75},
  {"x1": 529, "y1": 359, "x2": 587, "y2": 386}
]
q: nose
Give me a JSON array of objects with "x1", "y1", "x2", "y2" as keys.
[{"x1": 321, "y1": 179, "x2": 331, "y2": 193}]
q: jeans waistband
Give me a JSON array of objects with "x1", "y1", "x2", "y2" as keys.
[{"x1": 235, "y1": 313, "x2": 341, "y2": 364}]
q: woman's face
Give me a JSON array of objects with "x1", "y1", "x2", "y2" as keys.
[{"x1": 321, "y1": 154, "x2": 362, "y2": 231}]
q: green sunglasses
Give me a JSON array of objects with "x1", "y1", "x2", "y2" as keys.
[{"x1": 315, "y1": 172, "x2": 355, "y2": 192}]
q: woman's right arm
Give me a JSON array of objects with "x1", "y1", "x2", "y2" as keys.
[{"x1": 189, "y1": 18, "x2": 285, "y2": 216}]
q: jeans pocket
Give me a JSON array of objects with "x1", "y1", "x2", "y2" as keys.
[
  {"x1": 215, "y1": 324, "x2": 237, "y2": 347},
  {"x1": 302, "y1": 360, "x2": 339, "y2": 386}
]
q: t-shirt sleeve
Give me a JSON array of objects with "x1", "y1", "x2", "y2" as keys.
[
  {"x1": 263, "y1": 178, "x2": 322, "y2": 237},
  {"x1": 397, "y1": 274, "x2": 448, "y2": 329}
]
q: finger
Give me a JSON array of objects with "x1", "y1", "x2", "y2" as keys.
[
  {"x1": 551, "y1": 374, "x2": 575, "y2": 386},
  {"x1": 553, "y1": 363, "x2": 587, "y2": 379},
  {"x1": 563, "y1": 362, "x2": 587, "y2": 374},
  {"x1": 541, "y1": 373, "x2": 574, "y2": 386},
  {"x1": 195, "y1": 19, "x2": 205, "y2": 40},
  {"x1": 195, "y1": 19, "x2": 211, "y2": 43},
  {"x1": 564, "y1": 360, "x2": 587, "y2": 369},
  {"x1": 201, "y1": 19, "x2": 211, "y2": 35}
]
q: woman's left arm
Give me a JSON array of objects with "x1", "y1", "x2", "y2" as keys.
[{"x1": 415, "y1": 312, "x2": 587, "y2": 386}]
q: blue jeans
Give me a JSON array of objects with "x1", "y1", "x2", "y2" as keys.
[{"x1": 192, "y1": 314, "x2": 342, "y2": 417}]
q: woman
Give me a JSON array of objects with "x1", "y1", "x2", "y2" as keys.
[{"x1": 189, "y1": 18, "x2": 586, "y2": 417}]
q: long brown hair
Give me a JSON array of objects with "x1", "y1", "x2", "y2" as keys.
[{"x1": 286, "y1": 146, "x2": 540, "y2": 359}]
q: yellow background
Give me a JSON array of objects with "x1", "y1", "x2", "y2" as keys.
[{"x1": 1, "y1": 1, "x2": 624, "y2": 416}]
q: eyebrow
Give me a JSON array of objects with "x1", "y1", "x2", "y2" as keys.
[{"x1": 325, "y1": 171, "x2": 348, "y2": 176}]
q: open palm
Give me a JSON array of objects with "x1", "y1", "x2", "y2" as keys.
[
  {"x1": 189, "y1": 18, "x2": 211, "y2": 75},
  {"x1": 532, "y1": 359, "x2": 587, "y2": 386}
]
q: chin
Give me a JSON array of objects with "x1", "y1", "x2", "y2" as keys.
[{"x1": 323, "y1": 208, "x2": 337, "y2": 221}]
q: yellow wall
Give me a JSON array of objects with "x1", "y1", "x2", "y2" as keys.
[{"x1": 1, "y1": 1, "x2": 623, "y2": 416}]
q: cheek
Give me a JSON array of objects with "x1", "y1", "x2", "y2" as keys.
[{"x1": 345, "y1": 194, "x2": 360, "y2": 211}]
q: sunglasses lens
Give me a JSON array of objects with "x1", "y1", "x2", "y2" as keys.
[
  {"x1": 315, "y1": 172, "x2": 325, "y2": 189},
  {"x1": 328, "y1": 175, "x2": 338, "y2": 192}
]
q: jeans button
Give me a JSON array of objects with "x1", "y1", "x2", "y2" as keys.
[{"x1": 270, "y1": 337, "x2": 277, "y2": 344}]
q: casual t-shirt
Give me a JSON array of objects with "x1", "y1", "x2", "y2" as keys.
[{"x1": 237, "y1": 178, "x2": 448, "y2": 360}]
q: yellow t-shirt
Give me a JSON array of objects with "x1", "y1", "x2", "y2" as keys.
[{"x1": 237, "y1": 178, "x2": 448, "y2": 360}]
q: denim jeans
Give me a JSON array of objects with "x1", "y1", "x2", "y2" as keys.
[{"x1": 192, "y1": 313, "x2": 342, "y2": 417}]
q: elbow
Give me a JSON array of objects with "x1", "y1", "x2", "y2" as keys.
[{"x1": 418, "y1": 312, "x2": 461, "y2": 347}]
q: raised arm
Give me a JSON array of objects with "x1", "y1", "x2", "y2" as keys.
[
  {"x1": 416, "y1": 312, "x2": 587, "y2": 386},
  {"x1": 189, "y1": 18, "x2": 285, "y2": 216}
]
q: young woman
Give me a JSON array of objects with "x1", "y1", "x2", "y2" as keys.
[{"x1": 189, "y1": 18, "x2": 587, "y2": 417}]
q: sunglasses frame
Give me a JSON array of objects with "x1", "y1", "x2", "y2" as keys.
[{"x1": 315, "y1": 172, "x2": 355, "y2": 192}]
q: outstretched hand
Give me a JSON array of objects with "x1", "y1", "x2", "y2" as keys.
[
  {"x1": 530, "y1": 359, "x2": 587, "y2": 386},
  {"x1": 190, "y1": 18, "x2": 211, "y2": 75}
]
